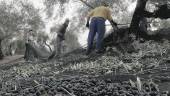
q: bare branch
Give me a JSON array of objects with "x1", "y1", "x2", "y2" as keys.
[
  {"x1": 61, "y1": 87, "x2": 76, "y2": 96},
  {"x1": 79, "y1": 0, "x2": 94, "y2": 9},
  {"x1": 44, "y1": 41, "x2": 53, "y2": 53}
]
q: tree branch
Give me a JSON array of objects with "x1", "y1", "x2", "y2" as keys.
[
  {"x1": 79, "y1": 0, "x2": 94, "y2": 9},
  {"x1": 44, "y1": 41, "x2": 53, "y2": 53}
]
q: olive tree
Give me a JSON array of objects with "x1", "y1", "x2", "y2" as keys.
[{"x1": 0, "y1": 0, "x2": 44, "y2": 59}]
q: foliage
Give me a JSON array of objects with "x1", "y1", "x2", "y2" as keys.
[
  {"x1": 20, "y1": 1, "x2": 44, "y2": 32},
  {"x1": 43, "y1": 0, "x2": 68, "y2": 18},
  {"x1": 0, "y1": 0, "x2": 44, "y2": 55}
]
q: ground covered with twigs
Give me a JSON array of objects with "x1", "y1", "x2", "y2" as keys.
[{"x1": 0, "y1": 40, "x2": 170, "y2": 96}]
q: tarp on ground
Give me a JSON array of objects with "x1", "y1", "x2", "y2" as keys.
[{"x1": 25, "y1": 42, "x2": 52, "y2": 61}]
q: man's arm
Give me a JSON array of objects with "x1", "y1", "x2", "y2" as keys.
[
  {"x1": 109, "y1": 19, "x2": 118, "y2": 33},
  {"x1": 86, "y1": 10, "x2": 94, "y2": 28},
  {"x1": 110, "y1": 20, "x2": 117, "y2": 27},
  {"x1": 107, "y1": 8, "x2": 118, "y2": 29}
]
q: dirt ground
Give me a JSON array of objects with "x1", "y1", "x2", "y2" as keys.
[
  {"x1": 0, "y1": 40, "x2": 170, "y2": 96},
  {"x1": 0, "y1": 55, "x2": 24, "y2": 65}
]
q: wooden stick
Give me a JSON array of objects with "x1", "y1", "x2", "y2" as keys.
[{"x1": 61, "y1": 87, "x2": 76, "y2": 96}]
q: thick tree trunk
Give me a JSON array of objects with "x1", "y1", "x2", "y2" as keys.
[
  {"x1": 129, "y1": 0, "x2": 170, "y2": 41},
  {"x1": 129, "y1": 0, "x2": 148, "y2": 38},
  {"x1": 0, "y1": 39, "x2": 4, "y2": 60}
]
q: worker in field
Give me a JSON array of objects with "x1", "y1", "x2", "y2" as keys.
[
  {"x1": 24, "y1": 29, "x2": 34, "y2": 61},
  {"x1": 56, "y1": 19, "x2": 70, "y2": 56},
  {"x1": 86, "y1": 1, "x2": 118, "y2": 55}
]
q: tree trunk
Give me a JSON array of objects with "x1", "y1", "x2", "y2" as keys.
[
  {"x1": 0, "y1": 39, "x2": 4, "y2": 60},
  {"x1": 129, "y1": 0, "x2": 170, "y2": 41},
  {"x1": 129, "y1": 0, "x2": 148, "y2": 38}
]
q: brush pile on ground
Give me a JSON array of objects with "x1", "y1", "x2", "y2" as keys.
[
  {"x1": 61, "y1": 40, "x2": 170, "y2": 76},
  {"x1": 0, "y1": 40, "x2": 169, "y2": 96}
]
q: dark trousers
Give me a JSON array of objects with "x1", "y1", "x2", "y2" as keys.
[
  {"x1": 56, "y1": 36, "x2": 64, "y2": 55},
  {"x1": 88, "y1": 17, "x2": 105, "y2": 51}
]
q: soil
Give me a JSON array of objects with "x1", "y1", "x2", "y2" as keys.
[{"x1": 0, "y1": 55, "x2": 24, "y2": 65}]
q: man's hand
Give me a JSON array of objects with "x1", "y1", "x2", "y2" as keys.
[
  {"x1": 86, "y1": 17, "x2": 90, "y2": 28},
  {"x1": 110, "y1": 20, "x2": 117, "y2": 27},
  {"x1": 86, "y1": 22, "x2": 89, "y2": 28},
  {"x1": 110, "y1": 20, "x2": 118, "y2": 31}
]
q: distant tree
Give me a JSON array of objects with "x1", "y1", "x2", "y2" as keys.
[
  {"x1": 44, "y1": 0, "x2": 68, "y2": 18},
  {"x1": 0, "y1": 0, "x2": 44, "y2": 59}
]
